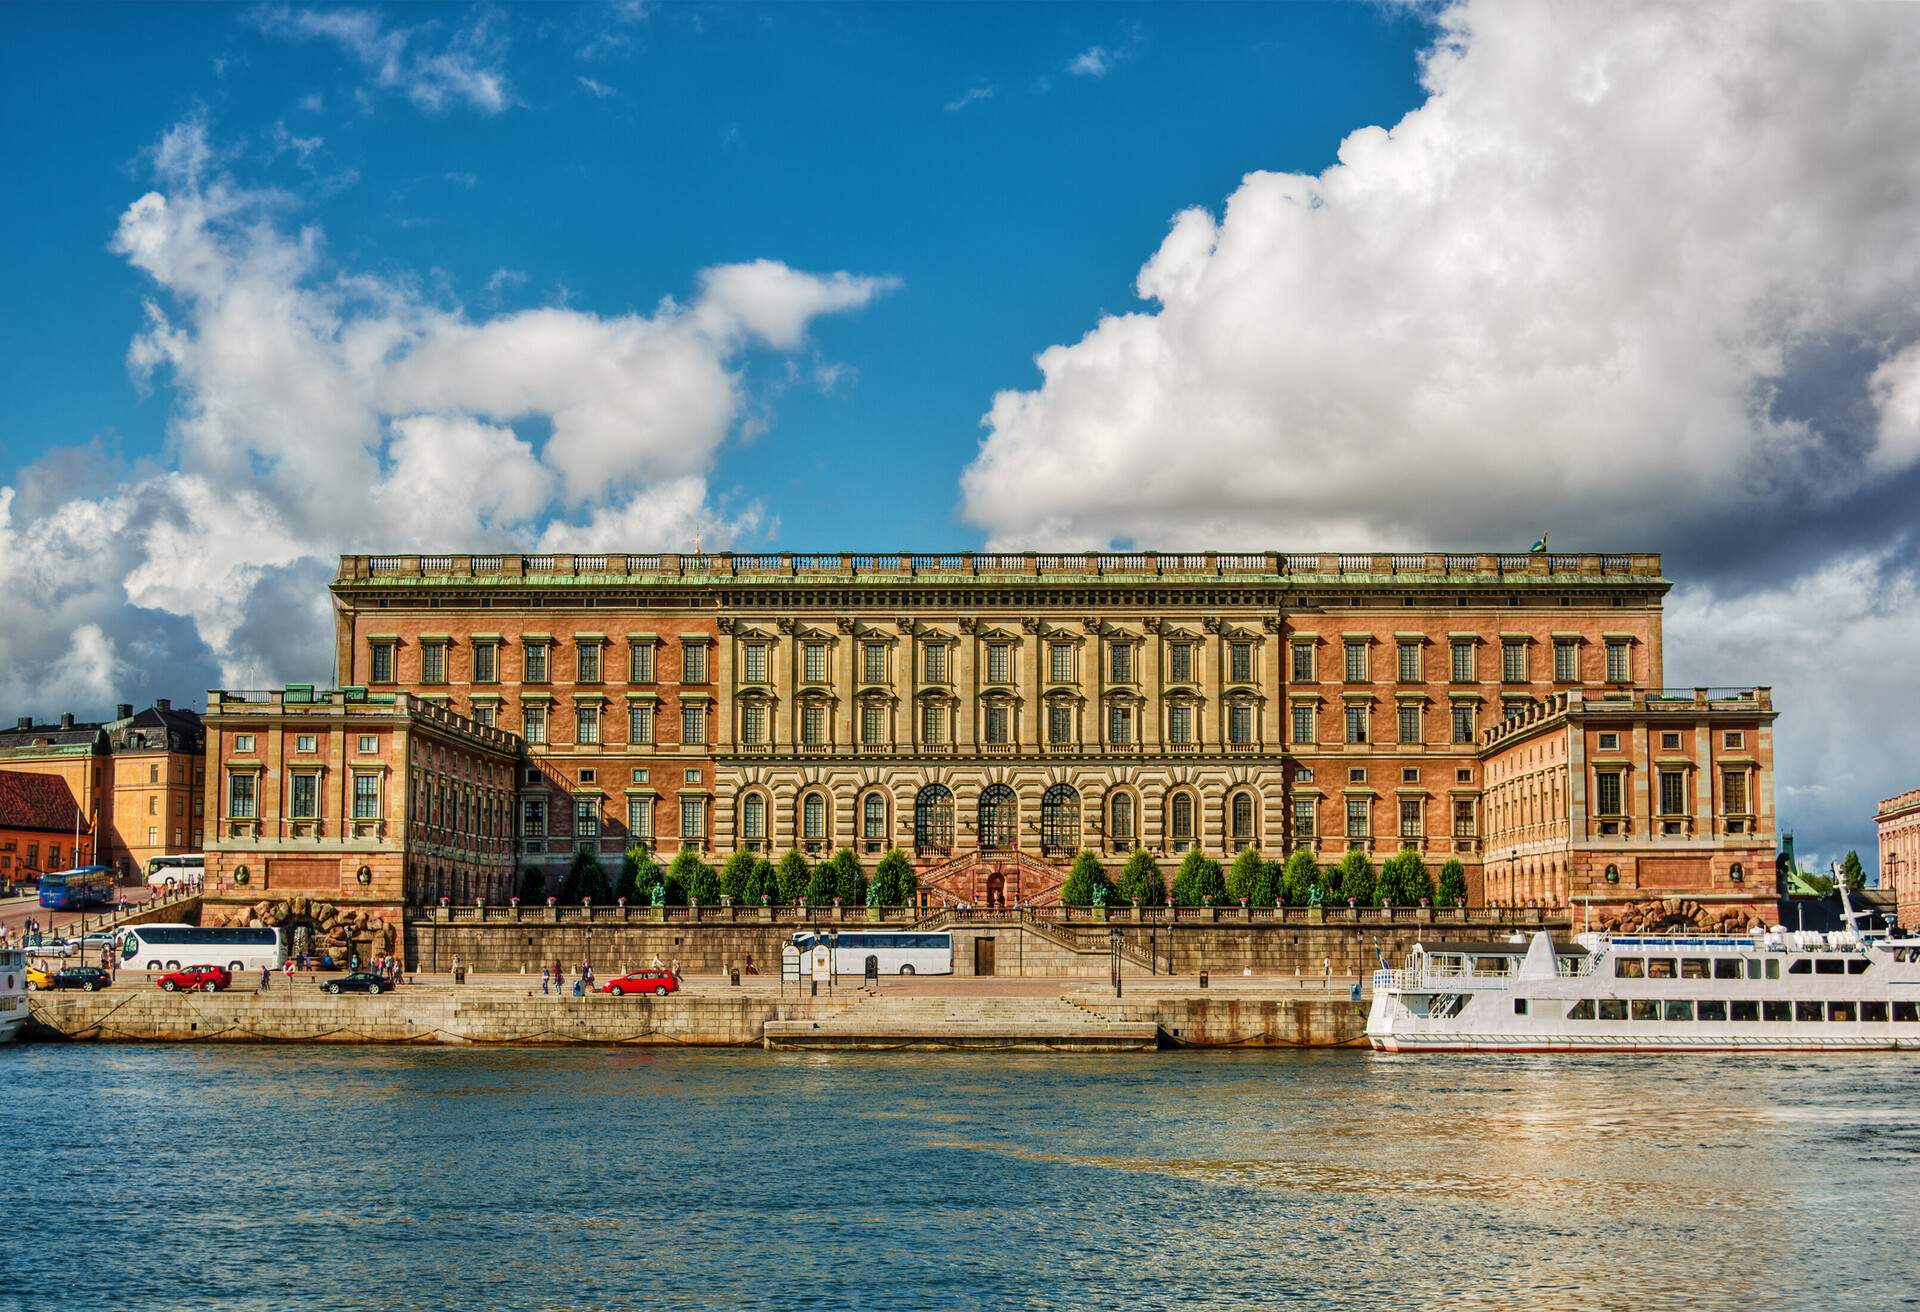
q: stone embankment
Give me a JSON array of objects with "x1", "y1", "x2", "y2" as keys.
[{"x1": 25, "y1": 977, "x2": 1369, "y2": 1050}]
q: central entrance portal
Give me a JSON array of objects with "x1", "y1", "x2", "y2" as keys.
[{"x1": 974, "y1": 937, "x2": 996, "y2": 976}]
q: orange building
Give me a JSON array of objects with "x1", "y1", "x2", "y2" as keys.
[
  {"x1": 103, "y1": 700, "x2": 207, "y2": 878},
  {"x1": 0, "y1": 713, "x2": 107, "y2": 873},
  {"x1": 0, "y1": 768, "x2": 89, "y2": 889},
  {"x1": 1876, "y1": 789, "x2": 1920, "y2": 925}
]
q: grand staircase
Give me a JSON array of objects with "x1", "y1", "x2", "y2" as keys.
[{"x1": 761, "y1": 993, "x2": 1160, "y2": 1051}]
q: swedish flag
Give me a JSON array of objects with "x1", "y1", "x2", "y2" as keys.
[{"x1": 1530, "y1": 532, "x2": 1549, "y2": 553}]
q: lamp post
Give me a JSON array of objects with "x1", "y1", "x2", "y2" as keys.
[{"x1": 1109, "y1": 929, "x2": 1123, "y2": 998}]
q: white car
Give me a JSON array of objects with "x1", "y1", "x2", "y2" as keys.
[{"x1": 27, "y1": 939, "x2": 76, "y2": 958}]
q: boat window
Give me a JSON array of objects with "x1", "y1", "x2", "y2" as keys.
[
  {"x1": 1697, "y1": 1000, "x2": 1728, "y2": 1021},
  {"x1": 1827, "y1": 1001, "x2": 1856, "y2": 1022},
  {"x1": 1794, "y1": 1001, "x2": 1823, "y2": 1022},
  {"x1": 1615, "y1": 957, "x2": 1644, "y2": 978},
  {"x1": 1730, "y1": 1000, "x2": 1759, "y2": 1022},
  {"x1": 1630, "y1": 1000, "x2": 1659, "y2": 1021},
  {"x1": 1745, "y1": 959, "x2": 1764, "y2": 980},
  {"x1": 1431, "y1": 954, "x2": 1465, "y2": 976},
  {"x1": 1647, "y1": 959, "x2": 1675, "y2": 979},
  {"x1": 1681, "y1": 958, "x2": 1709, "y2": 979},
  {"x1": 1846, "y1": 960, "x2": 1868, "y2": 975},
  {"x1": 1513, "y1": 998, "x2": 1528, "y2": 1015},
  {"x1": 1815, "y1": 959, "x2": 1844, "y2": 975},
  {"x1": 1788, "y1": 960, "x2": 1811, "y2": 975},
  {"x1": 1473, "y1": 956, "x2": 1514, "y2": 977},
  {"x1": 1598, "y1": 999, "x2": 1627, "y2": 1021},
  {"x1": 1713, "y1": 959, "x2": 1742, "y2": 980},
  {"x1": 1893, "y1": 1002, "x2": 1917, "y2": 1023},
  {"x1": 1862, "y1": 1001, "x2": 1889, "y2": 1023},
  {"x1": 1765, "y1": 959, "x2": 1780, "y2": 980},
  {"x1": 1764, "y1": 1001, "x2": 1792, "y2": 1022},
  {"x1": 1663, "y1": 1000, "x2": 1694, "y2": 1021},
  {"x1": 1566, "y1": 999, "x2": 1596, "y2": 1020}
]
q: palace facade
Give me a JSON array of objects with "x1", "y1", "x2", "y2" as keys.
[{"x1": 325, "y1": 549, "x2": 1779, "y2": 915}]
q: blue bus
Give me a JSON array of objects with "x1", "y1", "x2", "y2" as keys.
[{"x1": 39, "y1": 866, "x2": 115, "y2": 910}]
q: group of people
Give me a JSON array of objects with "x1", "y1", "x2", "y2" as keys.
[{"x1": 536, "y1": 954, "x2": 688, "y2": 996}]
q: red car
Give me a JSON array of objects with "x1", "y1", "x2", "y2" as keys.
[
  {"x1": 604, "y1": 969, "x2": 679, "y2": 997},
  {"x1": 158, "y1": 964, "x2": 232, "y2": 993}
]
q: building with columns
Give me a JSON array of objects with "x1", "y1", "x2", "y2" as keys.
[
  {"x1": 1876, "y1": 789, "x2": 1920, "y2": 923},
  {"x1": 329, "y1": 549, "x2": 1775, "y2": 912}
]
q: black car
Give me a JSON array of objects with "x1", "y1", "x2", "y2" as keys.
[
  {"x1": 322, "y1": 972, "x2": 389, "y2": 995},
  {"x1": 50, "y1": 966, "x2": 113, "y2": 992}
]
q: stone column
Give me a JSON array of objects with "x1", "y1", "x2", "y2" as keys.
[
  {"x1": 1079, "y1": 618, "x2": 1101, "y2": 751},
  {"x1": 772, "y1": 619, "x2": 793, "y2": 747},
  {"x1": 895, "y1": 620, "x2": 917, "y2": 750},
  {"x1": 1142, "y1": 619, "x2": 1163, "y2": 750},
  {"x1": 1199, "y1": 617, "x2": 1221, "y2": 750},
  {"x1": 835, "y1": 619, "x2": 855, "y2": 748},
  {"x1": 715, "y1": 620, "x2": 736, "y2": 751},
  {"x1": 958, "y1": 617, "x2": 978, "y2": 750}
]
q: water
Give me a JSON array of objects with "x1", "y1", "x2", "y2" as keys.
[{"x1": 4, "y1": 1045, "x2": 1917, "y2": 1311}]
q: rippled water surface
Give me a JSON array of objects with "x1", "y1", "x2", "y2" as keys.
[{"x1": 4, "y1": 1044, "x2": 1917, "y2": 1310}]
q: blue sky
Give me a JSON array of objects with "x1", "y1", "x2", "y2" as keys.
[{"x1": 3, "y1": 1, "x2": 1920, "y2": 866}]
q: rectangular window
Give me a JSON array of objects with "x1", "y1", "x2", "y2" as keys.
[
  {"x1": 988, "y1": 644, "x2": 1012, "y2": 684},
  {"x1": 742, "y1": 643, "x2": 767, "y2": 684},
  {"x1": 1050, "y1": 643, "x2": 1073, "y2": 684},
  {"x1": 1661, "y1": 731, "x2": 1682, "y2": 751},
  {"x1": 1293, "y1": 798, "x2": 1316, "y2": 839},
  {"x1": 922, "y1": 703, "x2": 946, "y2": 745},
  {"x1": 628, "y1": 798, "x2": 653, "y2": 841},
  {"x1": 1451, "y1": 704, "x2": 1475, "y2": 744},
  {"x1": 1451, "y1": 640, "x2": 1474, "y2": 683},
  {"x1": 1730, "y1": 1000, "x2": 1760, "y2": 1022},
  {"x1": 289, "y1": 774, "x2": 317, "y2": 819},
  {"x1": 985, "y1": 704, "x2": 1010, "y2": 745},
  {"x1": 353, "y1": 774, "x2": 381, "y2": 819},
  {"x1": 1553, "y1": 640, "x2": 1578, "y2": 682},
  {"x1": 1453, "y1": 799, "x2": 1475, "y2": 837},
  {"x1": 523, "y1": 705, "x2": 547, "y2": 745},
  {"x1": 1724, "y1": 730, "x2": 1745, "y2": 749},
  {"x1": 682, "y1": 643, "x2": 708, "y2": 684},
  {"x1": 1399, "y1": 798, "x2": 1423, "y2": 838},
  {"x1": 578, "y1": 643, "x2": 604, "y2": 684},
  {"x1": 1345, "y1": 797, "x2": 1369, "y2": 839},
  {"x1": 1598, "y1": 731, "x2": 1619, "y2": 751},
  {"x1": 1230, "y1": 642, "x2": 1253, "y2": 683},
  {"x1": 370, "y1": 643, "x2": 395, "y2": 684},
  {"x1": 420, "y1": 642, "x2": 447, "y2": 685},
  {"x1": 1291, "y1": 703, "x2": 1316, "y2": 744},
  {"x1": 228, "y1": 773, "x2": 256, "y2": 819},
  {"x1": 1107, "y1": 704, "x2": 1131, "y2": 745},
  {"x1": 862, "y1": 643, "x2": 886, "y2": 683},
  {"x1": 522, "y1": 799, "x2": 546, "y2": 839},
  {"x1": 861, "y1": 703, "x2": 885, "y2": 745},
  {"x1": 1345, "y1": 704, "x2": 1368, "y2": 744},
  {"x1": 1168, "y1": 704, "x2": 1192, "y2": 745},
  {"x1": 1397, "y1": 642, "x2": 1420, "y2": 683},
  {"x1": 1048, "y1": 702, "x2": 1072, "y2": 745},
  {"x1": 1344, "y1": 641, "x2": 1368, "y2": 682},
  {"x1": 740, "y1": 703, "x2": 765, "y2": 745},
  {"x1": 1169, "y1": 642, "x2": 1193, "y2": 683},
  {"x1": 1605, "y1": 640, "x2": 1630, "y2": 682},
  {"x1": 1595, "y1": 770, "x2": 1623, "y2": 817},
  {"x1": 1502, "y1": 641, "x2": 1527, "y2": 682},
  {"x1": 629, "y1": 642, "x2": 655, "y2": 684},
  {"x1": 295, "y1": 734, "x2": 317, "y2": 754},
  {"x1": 576, "y1": 705, "x2": 600, "y2": 745},
  {"x1": 802, "y1": 704, "x2": 827, "y2": 746},
  {"x1": 1397, "y1": 704, "x2": 1422, "y2": 744},
  {"x1": 803, "y1": 644, "x2": 828, "y2": 684},
  {"x1": 630, "y1": 704, "x2": 655, "y2": 745},
  {"x1": 1659, "y1": 770, "x2": 1687, "y2": 816},
  {"x1": 923, "y1": 643, "x2": 948, "y2": 683},
  {"x1": 524, "y1": 643, "x2": 549, "y2": 683},
  {"x1": 681, "y1": 705, "x2": 707, "y2": 745},
  {"x1": 473, "y1": 704, "x2": 496, "y2": 728},
  {"x1": 680, "y1": 798, "x2": 706, "y2": 841},
  {"x1": 1722, "y1": 769, "x2": 1749, "y2": 814},
  {"x1": 575, "y1": 798, "x2": 599, "y2": 839},
  {"x1": 474, "y1": 642, "x2": 498, "y2": 684},
  {"x1": 146, "y1": 827, "x2": 156, "y2": 847},
  {"x1": 1292, "y1": 643, "x2": 1315, "y2": 682},
  {"x1": 1110, "y1": 641, "x2": 1133, "y2": 683},
  {"x1": 1229, "y1": 704, "x2": 1253, "y2": 745}
]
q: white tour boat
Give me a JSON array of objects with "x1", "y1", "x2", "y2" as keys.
[
  {"x1": 0, "y1": 947, "x2": 27, "y2": 1044},
  {"x1": 1368, "y1": 891, "x2": 1920, "y2": 1052}
]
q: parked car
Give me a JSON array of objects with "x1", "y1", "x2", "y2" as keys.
[
  {"x1": 73, "y1": 931, "x2": 118, "y2": 950},
  {"x1": 158, "y1": 964, "x2": 231, "y2": 993},
  {"x1": 25, "y1": 964, "x2": 53, "y2": 990},
  {"x1": 27, "y1": 939, "x2": 75, "y2": 958},
  {"x1": 604, "y1": 969, "x2": 679, "y2": 997},
  {"x1": 321, "y1": 972, "x2": 389, "y2": 995},
  {"x1": 47, "y1": 965, "x2": 112, "y2": 992}
]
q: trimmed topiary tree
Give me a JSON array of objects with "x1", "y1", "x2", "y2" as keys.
[
  {"x1": 776, "y1": 848, "x2": 811, "y2": 905},
  {"x1": 804, "y1": 858, "x2": 838, "y2": 907},
  {"x1": 666, "y1": 847, "x2": 720, "y2": 905},
  {"x1": 626, "y1": 847, "x2": 665, "y2": 904},
  {"x1": 1170, "y1": 848, "x2": 1227, "y2": 906},
  {"x1": 564, "y1": 845, "x2": 611, "y2": 904},
  {"x1": 1337, "y1": 848, "x2": 1375, "y2": 905},
  {"x1": 828, "y1": 846, "x2": 867, "y2": 905},
  {"x1": 743, "y1": 856, "x2": 779, "y2": 905},
  {"x1": 516, "y1": 866, "x2": 547, "y2": 903},
  {"x1": 1379, "y1": 847, "x2": 1433, "y2": 906},
  {"x1": 1116, "y1": 849, "x2": 1167, "y2": 906},
  {"x1": 1281, "y1": 848, "x2": 1321, "y2": 906},
  {"x1": 1059, "y1": 850, "x2": 1117, "y2": 907},
  {"x1": 719, "y1": 849, "x2": 759, "y2": 902},
  {"x1": 872, "y1": 848, "x2": 916, "y2": 906},
  {"x1": 1437, "y1": 858, "x2": 1468, "y2": 907},
  {"x1": 1253, "y1": 859, "x2": 1283, "y2": 906},
  {"x1": 1226, "y1": 847, "x2": 1265, "y2": 903}
]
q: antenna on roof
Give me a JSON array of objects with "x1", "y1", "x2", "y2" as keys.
[{"x1": 693, "y1": 529, "x2": 703, "y2": 555}]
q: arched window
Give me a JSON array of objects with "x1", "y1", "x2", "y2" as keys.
[
  {"x1": 915, "y1": 784, "x2": 954, "y2": 856},
  {"x1": 1170, "y1": 791, "x2": 1196, "y2": 852},
  {"x1": 979, "y1": 784, "x2": 1017, "y2": 850},
  {"x1": 741, "y1": 792, "x2": 766, "y2": 847},
  {"x1": 861, "y1": 791, "x2": 888, "y2": 854},
  {"x1": 1041, "y1": 784, "x2": 1080, "y2": 855},
  {"x1": 1109, "y1": 791, "x2": 1135, "y2": 851},
  {"x1": 801, "y1": 791, "x2": 828, "y2": 851},
  {"x1": 1230, "y1": 791, "x2": 1256, "y2": 850}
]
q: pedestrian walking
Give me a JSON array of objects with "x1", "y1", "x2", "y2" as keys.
[
  {"x1": 1322, "y1": 956, "x2": 1331, "y2": 978},
  {"x1": 540, "y1": 964, "x2": 551, "y2": 995},
  {"x1": 260, "y1": 964, "x2": 271, "y2": 992}
]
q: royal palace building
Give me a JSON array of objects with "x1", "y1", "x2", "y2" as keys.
[{"x1": 327, "y1": 550, "x2": 1778, "y2": 914}]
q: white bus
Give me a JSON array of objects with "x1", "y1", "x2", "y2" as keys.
[
  {"x1": 119, "y1": 924, "x2": 284, "y2": 973},
  {"x1": 791, "y1": 930, "x2": 953, "y2": 976},
  {"x1": 146, "y1": 854, "x2": 205, "y2": 892}
]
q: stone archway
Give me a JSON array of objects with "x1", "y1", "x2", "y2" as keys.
[{"x1": 208, "y1": 895, "x2": 398, "y2": 964}]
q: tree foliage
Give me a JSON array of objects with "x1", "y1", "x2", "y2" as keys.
[
  {"x1": 1226, "y1": 847, "x2": 1266, "y2": 903},
  {"x1": 1841, "y1": 850, "x2": 1867, "y2": 892},
  {"x1": 741, "y1": 856, "x2": 779, "y2": 904},
  {"x1": 1337, "y1": 848, "x2": 1375, "y2": 905},
  {"x1": 719, "y1": 849, "x2": 759, "y2": 901},
  {"x1": 624, "y1": 847, "x2": 664, "y2": 904},
  {"x1": 1379, "y1": 847, "x2": 1434, "y2": 906},
  {"x1": 1170, "y1": 848, "x2": 1227, "y2": 906},
  {"x1": 871, "y1": 848, "x2": 917, "y2": 906},
  {"x1": 1281, "y1": 848, "x2": 1322, "y2": 906},
  {"x1": 775, "y1": 848, "x2": 812, "y2": 905},
  {"x1": 1437, "y1": 858, "x2": 1468, "y2": 907},
  {"x1": 516, "y1": 866, "x2": 548, "y2": 903},
  {"x1": 1060, "y1": 850, "x2": 1118, "y2": 906},
  {"x1": 1116, "y1": 849, "x2": 1167, "y2": 906},
  {"x1": 828, "y1": 846, "x2": 867, "y2": 904},
  {"x1": 666, "y1": 848, "x2": 720, "y2": 905}
]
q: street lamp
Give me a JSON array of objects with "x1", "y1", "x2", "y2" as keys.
[{"x1": 1109, "y1": 929, "x2": 1124, "y2": 998}]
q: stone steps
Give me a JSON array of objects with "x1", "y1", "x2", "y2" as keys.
[{"x1": 760, "y1": 994, "x2": 1162, "y2": 1051}]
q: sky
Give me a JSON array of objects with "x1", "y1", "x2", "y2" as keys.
[{"x1": 2, "y1": 1, "x2": 1918, "y2": 869}]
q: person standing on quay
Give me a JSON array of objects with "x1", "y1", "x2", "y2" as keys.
[
  {"x1": 259, "y1": 964, "x2": 271, "y2": 993},
  {"x1": 540, "y1": 963, "x2": 552, "y2": 996}
]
